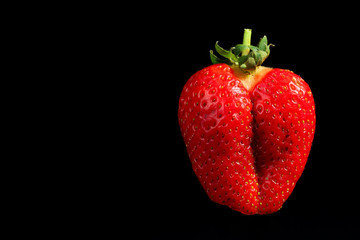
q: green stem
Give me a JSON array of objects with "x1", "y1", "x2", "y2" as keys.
[
  {"x1": 210, "y1": 28, "x2": 272, "y2": 72},
  {"x1": 242, "y1": 29, "x2": 252, "y2": 56}
]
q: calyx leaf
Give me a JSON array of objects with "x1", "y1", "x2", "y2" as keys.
[{"x1": 210, "y1": 35, "x2": 273, "y2": 73}]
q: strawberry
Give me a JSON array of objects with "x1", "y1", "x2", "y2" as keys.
[{"x1": 178, "y1": 29, "x2": 315, "y2": 215}]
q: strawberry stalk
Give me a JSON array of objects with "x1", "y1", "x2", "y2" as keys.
[
  {"x1": 210, "y1": 28, "x2": 273, "y2": 74},
  {"x1": 241, "y1": 28, "x2": 252, "y2": 56}
]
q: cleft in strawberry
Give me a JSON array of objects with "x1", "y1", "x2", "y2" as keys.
[{"x1": 178, "y1": 29, "x2": 315, "y2": 215}]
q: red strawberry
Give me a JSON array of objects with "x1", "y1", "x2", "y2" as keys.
[{"x1": 178, "y1": 29, "x2": 315, "y2": 215}]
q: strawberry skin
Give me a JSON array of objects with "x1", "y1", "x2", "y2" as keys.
[
  {"x1": 179, "y1": 64, "x2": 259, "y2": 214},
  {"x1": 251, "y1": 68, "x2": 315, "y2": 214},
  {"x1": 178, "y1": 64, "x2": 315, "y2": 215}
]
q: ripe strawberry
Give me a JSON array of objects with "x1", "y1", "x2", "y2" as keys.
[{"x1": 178, "y1": 29, "x2": 315, "y2": 215}]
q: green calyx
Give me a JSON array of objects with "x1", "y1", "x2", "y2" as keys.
[{"x1": 210, "y1": 29, "x2": 274, "y2": 73}]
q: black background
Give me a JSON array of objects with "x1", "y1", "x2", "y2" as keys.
[
  {"x1": 8, "y1": 4, "x2": 360, "y2": 239},
  {"x1": 125, "y1": 8, "x2": 359, "y2": 239}
]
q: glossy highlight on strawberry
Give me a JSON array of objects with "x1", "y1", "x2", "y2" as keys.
[{"x1": 178, "y1": 29, "x2": 315, "y2": 215}]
